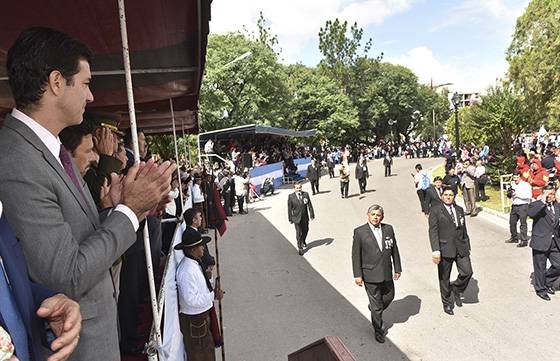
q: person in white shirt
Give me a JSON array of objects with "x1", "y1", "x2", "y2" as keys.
[
  {"x1": 233, "y1": 171, "x2": 249, "y2": 214},
  {"x1": 474, "y1": 159, "x2": 488, "y2": 201},
  {"x1": 191, "y1": 174, "x2": 207, "y2": 232},
  {"x1": 204, "y1": 139, "x2": 214, "y2": 154},
  {"x1": 506, "y1": 171, "x2": 532, "y2": 247},
  {"x1": 175, "y1": 228, "x2": 223, "y2": 361},
  {"x1": 413, "y1": 164, "x2": 430, "y2": 214}
]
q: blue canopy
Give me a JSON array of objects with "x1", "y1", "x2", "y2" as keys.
[{"x1": 198, "y1": 124, "x2": 316, "y2": 143}]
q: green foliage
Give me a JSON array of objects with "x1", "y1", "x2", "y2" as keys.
[
  {"x1": 446, "y1": 86, "x2": 529, "y2": 174},
  {"x1": 507, "y1": 0, "x2": 560, "y2": 128},
  {"x1": 147, "y1": 134, "x2": 198, "y2": 163}
]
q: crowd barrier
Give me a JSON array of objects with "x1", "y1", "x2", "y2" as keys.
[{"x1": 248, "y1": 157, "x2": 312, "y2": 193}]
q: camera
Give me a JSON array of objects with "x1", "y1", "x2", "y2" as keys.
[{"x1": 506, "y1": 186, "x2": 514, "y2": 199}]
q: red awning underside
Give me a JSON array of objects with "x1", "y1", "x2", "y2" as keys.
[{"x1": 0, "y1": 0, "x2": 210, "y2": 134}]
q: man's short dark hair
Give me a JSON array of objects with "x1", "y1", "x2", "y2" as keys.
[
  {"x1": 415, "y1": 164, "x2": 422, "y2": 170},
  {"x1": 512, "y1": 170, "x2": 521, "y2": 177},
  {"x1": 7, "y1": 27, "x2": 93, "y2": 110},
  {"x1": 433, "y1": 176, "x2": 443, "y2": 182},
  {"x1": 123, "y1": 128, "x2": 145, "y2": 148},
  {"x1": 442, "y1": 186, "x2": 455, "y2": 194},
  {"x1": 59, "y1": 119, "x2": 96, "y2": 153},
  {"x1": 183, "y1": 207, "x2": 202, "y2": 226}
]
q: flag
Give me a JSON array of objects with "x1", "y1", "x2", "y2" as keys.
[{"x1": 207, "y1": 182, "x2": 228, "y2": 236}]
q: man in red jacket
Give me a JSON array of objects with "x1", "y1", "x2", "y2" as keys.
[{"x1": 529, "y1": 159, "x2": 549, "y2": 199}]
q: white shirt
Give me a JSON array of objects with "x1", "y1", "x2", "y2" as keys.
[
  {"x1": 368, "y1": 222, "x2": 383, "y2": 251},
  {"x1": 11, "y1": 108, "x2": 139, "y2": 231},
  {"x1": 165, "y1": 189, "x2": 180, "y2": 216},
  {"x1": 192, "y1": 184, "x2": 205, "y2": 203},
  {"x1": 474, "y1": 165, "x2": 486, "y2": 178},
  {"x1": 414, "y1": 170, "x2": 428, "y2": 190},
  {"x1": 510, "y1": 180, "x2": 532, "y2": 205},
  {"x1": 176, "y1": 257, "x2": 214, "y2": 315}
]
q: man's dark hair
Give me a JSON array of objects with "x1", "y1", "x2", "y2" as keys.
[
  {"x1": 59, "y1": 118, "x2": 96, "y2": 153},
  {"x1": 183, "y1": 207, "x2": 202, "y2": 226},
  {"x1": 512, "y1": 170, "x2": 521, "y2": 176},
  {"x1": 433, "y1": 176, "x2": 443, "y2": 182},
  {"x1": 442, "y1": 186, "x2": 455, "y2": 194},
  {"x1": 7, "y1": 27, "x2": 93, "y2": 110},
  {"x1": 415, "y1": 164, "x2": 422, "y2": 171}
]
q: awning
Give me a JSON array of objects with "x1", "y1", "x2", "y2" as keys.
[
  {"x1": 199, "y1": 124, "x2": 317, "y2": 143},
  {"x1": 0, "y1": 0, "x2": 211, "y2": 134}
]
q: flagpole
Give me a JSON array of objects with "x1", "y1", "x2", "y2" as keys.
[{"x1": 214, "y1": 227, "x2": 226, "y2": 361}]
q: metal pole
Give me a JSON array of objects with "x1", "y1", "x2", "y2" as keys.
[
  {"x1": 198, "y1": 133, "x2": 202, "y2": 165},
  {"x1": 170, "y1": 99, "x2": 185, "y2": 216},
  {"x1": 454, "y1": 108, "x2": 460, "y2": 151},
  {"x1": 117, "y1": 0, "x2": 161, "y2": 358},
  {"x1": 181, "y1": 117, "x2": 190, "y2": 165},
  {"x1": 432, "y1": 109, "x2": 436, "y2": 140},
  {"x1": 214, "y1": 228, "x2": 226, "y2": 361}
]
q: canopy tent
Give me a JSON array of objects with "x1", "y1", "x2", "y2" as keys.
[
  {"x1": 199, "y1": 124, "x2": 316, "y2": 143},
  {"x1": 0, "y1": 0, "x2": 211, "y2": 134}
]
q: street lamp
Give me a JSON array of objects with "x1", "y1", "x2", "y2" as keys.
[
  {"x1": 388, "y1": 119, "x2": 397, "y2": 142},
  {"x1": 451, "y1": 92, "x2": 462, "y2": 151},
  {"x1": 222, "y1": 51, "x2": 252, "y2": 68}
]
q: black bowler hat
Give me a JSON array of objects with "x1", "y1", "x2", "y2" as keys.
[{"x1": 174, "y1": 227, "x2": 211, "y2": 250}]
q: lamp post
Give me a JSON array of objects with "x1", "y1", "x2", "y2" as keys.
[
  {"x1": 431, "y1": 82, "x2": 453, "y2": 141},
  {"x1": 388, "y1": 119, "x2": 397, "y2": 142},
  {"x1": 451, "y1": 92, "x2": 461, "y2": 151}
]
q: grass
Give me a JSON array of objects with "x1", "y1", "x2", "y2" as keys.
[{"x1": 430, "y1": 165, "x2": 506, "y2": 214}]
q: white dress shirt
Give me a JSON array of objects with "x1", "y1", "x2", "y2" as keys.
[
  {"x1": 192, "y1": 184, "x2": 205, "y2": 203},
  {"x1": 510, "y1": 180, "x2": 532, "y2": 205},
  {"x1": 368, "y1": 222, "x2": 383, "y2": 251},
  {"x1": 176, "y1": 257, "x2": 214, "y2": 315},
  {"x1": 10, "y1": 109, "x2": 139, "y2": 231}
]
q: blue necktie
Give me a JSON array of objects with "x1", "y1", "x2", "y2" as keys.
[{"x1": 0, "y1": 262, "x2": 29, "y2": 360}]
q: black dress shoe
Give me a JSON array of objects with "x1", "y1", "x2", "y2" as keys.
[
  {"x1": 546, "y1": 287, "x2": 555, "y2": 295},
  {"x1": 537, "y1": 292, "x2": 551, "y2": 301},
  {"x1": 298, "y1": 249, "x2": 304, "y2": 256},
  {"x1": 505, "y1": 238, "x2": 519, "y2": 243},
  {"x1": 517, "y1": 241, "x2": 528, "y2": 247},
  {"x1": 374, "y1": 332, "x2": 385, "y2": 343},
  {"x1": 443, "y1": 305, "x2": 454, "y2": 315},
  {"x1": 452, "y1": 288, "x2": 463, "y2": 307}
]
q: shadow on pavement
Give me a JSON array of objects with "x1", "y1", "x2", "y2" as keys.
[
  {"x1": 316, "y1": 190, "x2": 331, "y2": 195},
  {"x1": 385, "y1": 295, "x2": 422, "y2": 329},
  {"x1": 304, "y1": 237, "x2": 334, "y2": 252},
  {"x1": 463, "y1": 277, "x2": 480, "y2": 304},
  {"x1": 220, "y1": 211, "x2": 411, "y2": 361}
]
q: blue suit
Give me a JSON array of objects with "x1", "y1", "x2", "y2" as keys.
[{"x1": 0, "y1": 216, "x2": 56, "y2": 360}]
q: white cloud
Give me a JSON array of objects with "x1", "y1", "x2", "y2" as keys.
[
  {"x1": 386, "y1": 46, "x2": 506, "y2": 93},
  {"x1": 210, "y1": 0, "x2": 417, "y2": 63},
  {"x1": 431, "y1": 0, "x2": 529, "y2": 32}
]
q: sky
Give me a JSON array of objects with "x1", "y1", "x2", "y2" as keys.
[{"x1": 209, "y1": 0, "x2": 530, "y2": 93}]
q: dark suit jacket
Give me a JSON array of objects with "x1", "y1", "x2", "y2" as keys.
[
  {"x1": 383, "y1": 157, "x2": 393, "y2": 167},
  {"x1": 287, "y1": 192, "x2": 315, "y2": 224},
  {"x1": 306, "y1": 165, "x2": 320, "y2": 181},
  {"x1": 428, "y1": 203, "x2": 470, "y2": 258},
  {"x1": 0, "y1": 216, "x2": 56, "y2": 360},
  {"x1": 425, "y1": 186, "x2": 444, "y2": 212},
  {"x1": 355, "y1": 164, "x2": 369, "y2": 179},
  {"x1": 528, "y1": 201, "x2": 560, "y2": 252},
  {"x1": 352, "y1": 223, "x2": 402, "y2": 283}
]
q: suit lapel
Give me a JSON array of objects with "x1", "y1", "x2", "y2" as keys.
[
  {"x1": 365, "y1": 224, "x2": 382, "y2": 253},
  {"x1": 5, "y1": 116, "x2": 98, "y2": 224},
  {"x1": 441, "y1": 204, "x2": 455, "y2": 225}
]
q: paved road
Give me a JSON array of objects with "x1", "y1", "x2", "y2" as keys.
[{"x1": 217, "y1": 157, "x2": 560, "y2": 361}]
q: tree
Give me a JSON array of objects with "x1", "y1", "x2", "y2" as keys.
[
  {"x1": 507, "y1": 0, "x2": 560, "y2": 128},
  {"x1": 446, "y1": 86, "x2": 529, "y2": 174},
  {"x1": 199, "y1": 31, "x2": 290, "y2": 132},
  {"x1": 283, "y1": 64, "x2": 359, "y2": 144}
]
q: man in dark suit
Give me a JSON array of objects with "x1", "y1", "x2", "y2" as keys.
[
  {"x1": 288, "y1": 182, "x2": 315, "y2": 256},
  {"x1": 424, "y1": 176, "x2": 444, "y2": 214},
  {"x1": 1, "y1": 201, "x2": 81, "y2": 361},
  {"x1": 355, "y1": 158, "x2": 370, "y2": 194},
  {"x1": 306, "y1": 159, "x2": 321, "y2": 195},
  {"x1": 528, "y1": 183, "x2": 560, "y2": 301},
  {"x1": 383, "y1": 153, "x2": 393, "y2": 177},
  {"x1": 352, "y1": 205, "x2": 402, "y2": 343},
  {"x1": 429, "y1": 187, "x2": 473, "y2": 315}
]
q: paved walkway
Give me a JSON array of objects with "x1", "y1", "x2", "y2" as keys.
[{"x1": 217, "y1": 157, "x2": 560, "y2": 361}]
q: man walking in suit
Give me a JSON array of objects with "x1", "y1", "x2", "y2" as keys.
[
  {"x1": 383, "y1": 153, "x2": 393, "y2": 177},
  {"x1": 355, "y1": 158, "x2": 370, "y2": 194},
  {"x1": 429, "y1": 187, "x2": 473, "y2": 315},
  {"x1": 424, "y1": 176, "x2": 445, "y2": 214},
  {"x1": 0, "y1": 27, "x2": 175, "y2": 360},
  {"x1": 288, "y1": 183, "x2": 315, "y2": 256},
  {"x1": 352, "y1": 205, "x2": 402, "y2": 343},
  {"x1": 528, "y1": 183, "x2": 560, "y2": 301},
  {"x1": 1, "y1": 200, "x2": 82, "y2": 361},
  {"x1": 306, "y1": 159, "x2": 321, "y2": 195}
]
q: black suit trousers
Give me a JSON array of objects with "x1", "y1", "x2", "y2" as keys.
[
  {"x1": 365, "y1": 281, "x2": 394, "y2": 333},
  {"x1": 294, "y1": 220, "x2": 309, "y2": 249},
  {"x1": 310, "y1": 179, "x2": 319, "y2": 194},
  {"x1": 532, "y1": 242, "x2": 560, "y2": 293},
  {"x1": 385, "y1": 165, "x2": 391, "y2": 177},
  {"x1": 438, "y1": 255, "x2": 473, "y2": 307},
  {"x1": 509, "y1": 204, "x2": 528, "y2": 241},
  {"x1": 358, "y1": 177, "x2": 367, "y2": 193}
]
